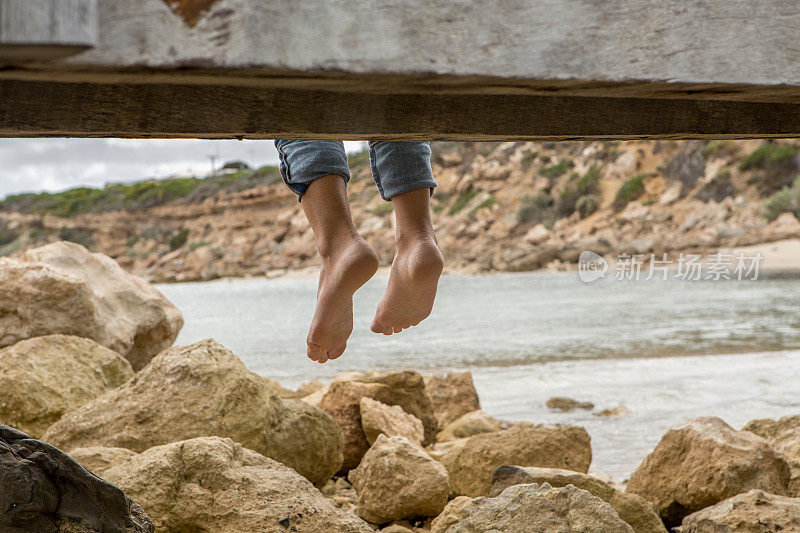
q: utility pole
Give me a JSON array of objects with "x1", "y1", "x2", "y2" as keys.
[{"x1": 208, "y1": 143, "x2": 220, "y2": 176}]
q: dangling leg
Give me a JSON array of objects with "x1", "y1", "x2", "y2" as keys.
[
  {"x1": 276, "y1": 141, "x2": 378, "y2": 362},
  {"x1": 367, "y1": 141, "x2": 443, "y2": 335}
]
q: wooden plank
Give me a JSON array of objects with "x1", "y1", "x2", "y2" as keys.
[
  {"x1": 1, "y1": 79, "x2": 798, "y2": 140},
  {"x1": 0, "y1": 0, "x2": 97, "y2": 60},
  {"x1": 44, "y1": 0, "x2": 800, "y2": 96}
]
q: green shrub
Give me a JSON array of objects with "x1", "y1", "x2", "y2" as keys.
[
  {"x1": 701, "y1": 140, "x2": 735, "y2": 159},
  {"x1": 516, "y1": 192, "x2": 552, "y2": 224},
  {"x1": 554, "y1": 167, "x2": 601, "y2": 217},
  {"x1": 521, "y1": 151, "x2": 538, "y2": 168},
  {"x1": 540, "y1": 159, "x2": 574, "y2": 179},
  {"x1": 57, "y1": 226, "x2": 94, "y2": 248},
  {"x1": 169, "y1": 228, "x2": 190, "y2": 250},
  {"x1": 371, "y1": 202, "x2": 394, "y2": 215},
  {"x1": 613, "y1": 173, "x2": 647, "y2": 210},
  {"x1": 347, "y1": 148, "x2": 370, "y2": 178},
  {"x1": 0, "y1": 166, "x2": 284, "y2": 218},
  {"x1": 0, "y1": 223, "x2": 19, "y2": 246},
  {"x1": 576, "y1": 195, "x2": 599, "y2": 218},
  {"x1": 448, "y1": 190, "x2": 478, "y2": 215},
  {"x1": 0, "y1": 239, "x2": 23, "y2": 257},
  {"x1": 763, "y1": 177, "x2": 800, "y2": 222},
  {"x1": 740, "y1": 143, "x2": 800, "y2": 171},
  {"x1": 471, "y1": 196, "x2": 497, "y2": 214}
]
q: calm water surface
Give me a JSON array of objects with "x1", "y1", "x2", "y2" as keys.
[{"x1": 159, "y1": 272, "x2": 800, "y2": 480}]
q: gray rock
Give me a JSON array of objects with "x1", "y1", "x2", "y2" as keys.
[{"x1": 0, "y1": 424, "x2": 152, "y2": 533}]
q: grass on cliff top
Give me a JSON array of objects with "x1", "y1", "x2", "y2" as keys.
[
  {"x1": 556, "y1": 166, "x2": 601, "y2": 218},
  {"x1": 0, "y1": 166, "x2": 280, "y2": 217},
  {"x1": 613, "y1": 173, "x2": 647, "y2": 211},
  {"x1": 739, "y1": 143, "x2": 800, "y2": 172},
  {"x1": 764, "y1": 176, "x2": 800, "y2": 222}
]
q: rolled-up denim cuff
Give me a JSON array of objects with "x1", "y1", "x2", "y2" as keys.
[
  {"x1": 275, "y1": 140, "x2": 350, "y2": 201},
  {"x1": 369, "y1": 141, "x2": 437, "y2": 201}
]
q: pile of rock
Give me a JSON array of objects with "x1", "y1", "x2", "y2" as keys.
[
  {"x1": 626, "y1": 417, "x2": 791, "y2": 528},
  {"x1": 3, "y1": 243, "x2": 800, "y2": 532},
  {"x1": 0, "y1": 241, "x2": 183, "y2": 370}
]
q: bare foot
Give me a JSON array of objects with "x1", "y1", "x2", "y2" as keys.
[
  {"x1": 371, "y1": 236, "x2": 443, "y2": 335},
  {"x1": 308, "y1": 236, "x2": 378, "y2": 363}
]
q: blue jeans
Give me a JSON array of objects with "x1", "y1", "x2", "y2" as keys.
[{"x1": 275, "y1": 140, "x2": 437, "y2": 201}]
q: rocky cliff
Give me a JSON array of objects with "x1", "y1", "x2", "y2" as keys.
[{"x1": 1, "y1": 139, "x2": 799, "y2": 282}]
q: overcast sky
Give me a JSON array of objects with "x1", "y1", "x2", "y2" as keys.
[{"x1": 0, "y1": 139, "x2": 367, "y2": 198}]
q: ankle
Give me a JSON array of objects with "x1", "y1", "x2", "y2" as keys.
[
  {"x1": 316, "y1": 230, "x2": 362, "y2": 260},
  {"x1": 395, "y1": 226, "x2": 436, "y2": 251}
]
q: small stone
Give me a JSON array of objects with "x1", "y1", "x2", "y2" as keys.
[
  {"x1": 594, "y1": 405, "x2": 632, "y2": 418},
  {"x1": 546, "y1": 397, "x2": 595, "y2": 412}
]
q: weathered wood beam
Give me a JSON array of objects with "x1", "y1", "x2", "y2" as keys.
[
  {"x1": 0, "y1": 0, "x2": 96, "y2": 60},
  {"x1": 1, "y1": 79, "x2": 798, "y2": 140},
  {"x1": 0, "y1": 0, "x2": 798, "y2": 139}
]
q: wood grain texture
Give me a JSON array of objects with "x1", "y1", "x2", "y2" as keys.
[
  {"x1": 1, "y1": 79, "x2": 798, "y2": 140},
  {"x1": 0, "y1": 0, "x2": 96, "y2": 59},
  {"x1": 1, "y1": 0, "x2": 798, "y2": 138},
  {"x1": 61, "y1": 0, "x2": 800, "y2": 87}
]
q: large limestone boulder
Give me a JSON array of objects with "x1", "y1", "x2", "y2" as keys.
[
  {"x1": 43, "y1": 339, "x2": 343, "y2": 484},
  {"x1": 438, "y1": 422, "x2": 592, "y2": 497},
  {"x1": 319, "y1": 370, "x2": 437, "y2": 471},
  {"x1": 679, "y1": 489, "x2": 800, "y2": 533},
  {"x1": 0, "y1": 424, "x2": 153, "y2": 533},
  {"x1": 744, "y1": 414, "x2": 800, "y2": 496},
  {"x1": 436, "y1": 410, "x2": 501, "y2": 442},
  {"x1": 350, "y1": 435, "x2": 450, "y2": 524},
  {"x1": 0, "y1": 242, "x2": 183, "y2": 370},
  {"x1": 423, "y1": 371, "x2": 481, "y2": 428},
  {"x1": 626, "y1": 417, "x2": 791, "y2": 527},
  {"x1": 103, "y1": 436, "x2": 373, "y2": 533},
  {"x1": 491, "y1": 466, "x2": 666, "y2": 533},
  {"x1": 0, "y1": 335, "x2": 134, "y2": 438},
  {"x1": 360, "y1": 397, "x2": 424, "y2": 446},
  {"x1": 430, "y1": 483, "x2": 634, "y2": 533},
  {"x1": 68, "y1": 446, "x2": 137, "y2": 476}
]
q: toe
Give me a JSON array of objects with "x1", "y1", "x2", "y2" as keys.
[
  {"x1": 370, "y1": 317, "x2": 384, "y2": 334},
  {"x1": 307, "y1": 342, "x2": 324, "y2": 362},
  {"x1": 327, "y1": 344, "x2": 346, "y2": 360},
  {"x1": 393, "y1": 325, "x2": 402, "y2": 333}
]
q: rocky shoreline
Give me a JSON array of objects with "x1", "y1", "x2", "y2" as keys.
[{"x1": 1, "y1": 243, "x2": 800, "y2": 532}]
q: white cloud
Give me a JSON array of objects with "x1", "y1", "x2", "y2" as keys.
[{"x1": 0, "y1": 139, "x2": 368, "y2": 197}]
